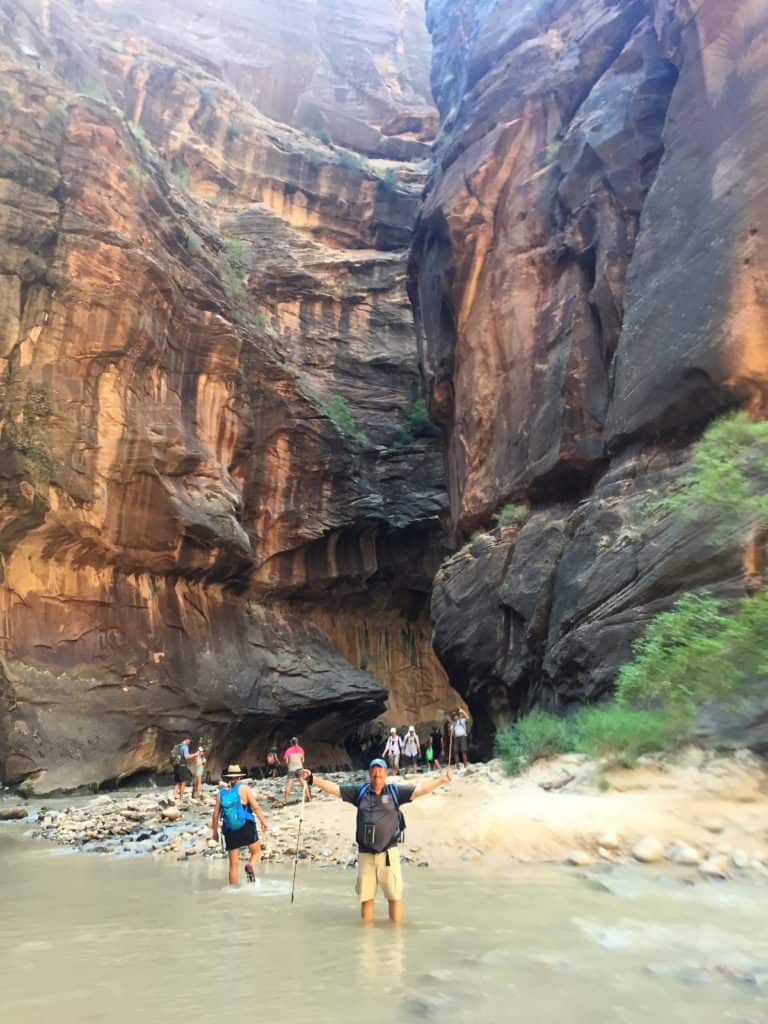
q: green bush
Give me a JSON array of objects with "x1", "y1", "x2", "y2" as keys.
[
  {"x1": 494, "y1": 712, "x2": 572, "y2": 774},
  {"x1": 572, "y1": 705, "x2": 670, "y2": 767},
  {"x1": 664, "y1": 412, "x2": 768, "y2": 535},
  {"x1": 322, "y1": 394, "x2": 367, "y2": 443},
  {"x1": 313, "y1": 128, "x2": 332, "y2": 146},
  {"x1": 337, "y1": 149, "x2": 365, "y2": 172},
  {"x1": 493, "y1": 502, "x2": 529, "y2": 527},
  {"x1": 393, "y1": 399, "x2": 439, "y2": 446},
  {"x1": 616, "y1": 589, "x2": 768, "y2": 729},
  {"x1": 221, "y1": 237, "x2": 248, "y2": 303},
  {"x1": 379, "y1": 167, "x2": 399, "y2": 191}
]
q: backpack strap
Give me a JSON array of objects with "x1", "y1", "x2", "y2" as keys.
[
  {"x1": 386, "y1": 783, "x2": 400, "y2": 807},
  {"x1": 355, "y1": 782, "x2": 371, "y2": 805}
]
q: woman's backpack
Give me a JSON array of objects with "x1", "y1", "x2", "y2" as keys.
[{"x1": 219, "y1": 784, "x2": 248, "y2": 832}]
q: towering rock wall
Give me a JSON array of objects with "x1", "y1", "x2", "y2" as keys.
[
  {"x1": 0, "y1": 0, "x2": 459, "y2": 791},
  {"x1": 410, "y1": 0, "x2": 768, "y2": 747}
]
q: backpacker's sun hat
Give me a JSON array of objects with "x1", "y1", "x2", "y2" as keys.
[
  {"x1": 390, "y1": 727, "x2": 397, "y2": 734},
  {"x1": 223, "y1": 764, "x2": 246, "y2": 778},
  {"x1": 369, "y1": 758, "x2": 388, "y2": 770}
]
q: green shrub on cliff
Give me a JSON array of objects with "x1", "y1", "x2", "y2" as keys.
[
  {"x1": 337, "y1": 149, "x2": 365, "y2": 173},
  {"x1": 643, "y1": 412, "x2": 768, "y2": 534},
  {"x1": 493, "y1": 502, "x2": 529, "y2": 527},
  {"x1": 495, "y1": 711, "x2": 572, "y2": 774},
  {"x1": 322, "y1": 394, "x2": 368, "y2": 444},
  {"x1": 392, "y1": 399, "x2": 440, "y2": 446}
]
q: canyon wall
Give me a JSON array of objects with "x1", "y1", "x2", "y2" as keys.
[
  {"x1": 0, "y1": 0, "x2": 460, "y2": 791},
  {"x1": 410, "y1": 0, "x2": 767, "y2": 749}
]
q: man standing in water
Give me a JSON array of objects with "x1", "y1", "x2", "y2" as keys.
[
  {"x1": 212, "y1": 765, "x2": 269, "y2": 886},
  {"x1": 306, "y1": 758, "x2": 452, "y2": 922},
  {"x1": 171, "y1": 736, "x2": 197, "y2": 802}
]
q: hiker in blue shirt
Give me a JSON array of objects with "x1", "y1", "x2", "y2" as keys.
[
  {"x1": 307, "y1": 758, "x2": 452, "y2": 922},
  {"x1": 212, "y1": 764, "x2": 269, "y2": 886}
]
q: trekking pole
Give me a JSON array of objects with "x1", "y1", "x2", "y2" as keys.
[{"x1": 290, "y1": 774, "x2": 308, "y2": 904}]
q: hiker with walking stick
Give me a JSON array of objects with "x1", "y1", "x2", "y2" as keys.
[
  {"x1": 305, "y1": 759, "x2": 452, "y2": 923},
  {"x1": 212, "y1": 765, "x2": 269, "y2": 886}
]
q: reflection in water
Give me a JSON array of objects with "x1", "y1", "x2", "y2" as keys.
[{"x1": 1, "y1": 829, "x2": 767, "y2": 1024}]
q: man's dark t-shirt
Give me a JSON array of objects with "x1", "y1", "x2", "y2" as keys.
[{"x1": 340, "y1": 783, "x2": 415, "y2": 853}]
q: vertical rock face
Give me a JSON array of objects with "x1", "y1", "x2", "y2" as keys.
[
  {"x1": 0, "y1": 0, "x2": 460, "y2": 791},
  {"x1": 411, "y1": 0, "x2": 768, "y2": 745}
]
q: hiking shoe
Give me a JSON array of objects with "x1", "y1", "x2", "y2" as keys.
[{"x1": 245, "y1": 864, "x2": 255, "y2": 883}]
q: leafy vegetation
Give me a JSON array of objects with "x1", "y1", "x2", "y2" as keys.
[
  {"x1": 653, "y1": 412, "x2": 768, "y2": 537},
  {"x1": 313, "y1": 128, "x2": 332, "y2": 146},
  {"x1": 393, "y1": 399, "x2": 439, "y2": 446},
  {"x1": 221, "y1": 237, "x2": 248, "y2": 303},
  {"x1": 337, "y1": 149, "x2": 365, "y2": 173},
  {"x1": 615, "y1": 590, "x2": 768, "y2": 730},
  {"x1": 378, "y1": 167, "x2": 399, "y2": 191},
  {"x1": 542, "y1": 140, "x2": 561, "y2": 165},
  {"x1": 493, "y1": 502, "x2": 529, "y2": 527},
  {"x1": 494, "y1": 711, "x2": 572, "y2": 774},
  {"x1": 322, "y1": 394, "x2": 367, "y2": 444},
  {"x1": 125, "y1": 163, "x2": 146, "y2": 183},
  {"x1": 572, "y1": 705, "x2": 671, "y2": 767}
]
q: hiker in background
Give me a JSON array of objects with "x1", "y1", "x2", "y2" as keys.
[
  {"x1": 453, "y1": 708, "x2": 470, "y2": 768},
  {"x1": 170, "y1": 736, "x2": 197, "y2": 802},
  {"x1": 424, "y1": 736, "x2": 435, "y2": 772},
  {"x1": 192, "y1": 745, "x2": 206, "y2": 800},
  {"x1": 443, "y1": 713, "x2": 455, "y2": 769},
  {"x1": 402, "y1": 725, "x2": 420, "y2": 772},
  {"x1": 429, "y1": 726, "x2": 443, "y2": 771},
  {"x1": 265, "y1": 747, "x2": 280, "y2": 779},
  {"x1": 306, "y1": 758, "x2": 452, "y2": 922},
  {"x1": 382, "y1": 727, "x2": 403, "y2": 774},
  {"x1": 212, "y1": 764, "x2": 269, "y2": 885},
  {"x1": 284, "y1": 736, "x2": 311, "y2": 804}
]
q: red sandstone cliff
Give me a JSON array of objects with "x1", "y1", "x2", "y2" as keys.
[{"x1": 0, "y1": 0, "x2": 459, "y2": 791}]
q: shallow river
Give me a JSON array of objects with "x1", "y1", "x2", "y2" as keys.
[{"x1": 1, "y1": 828, "x2": 767, "y2": 1024}]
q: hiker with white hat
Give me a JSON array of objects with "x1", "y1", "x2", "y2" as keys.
[
  {"x1": 307, "y1": 759, "x2": 453, "y2": 922},
  {"x1": 402, "y1": 725, "x2": 420, "y2": 772},
  {"x1": 381, "y1": 727, "x2": 403, "y2": 775},
  {"x1": 212, "y1": 765, "x2": 269, "y2": 886}
]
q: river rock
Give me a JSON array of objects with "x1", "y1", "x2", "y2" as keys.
[
  {"x1": 161, "y1": 806, "x2": 182, "y2": 822},
  {"x1": 632, "y1": 837, "x2": 665, "y2": 863},
  {"x1": 597, "y1": 830, "x2": 621, "y2": 851},
  {"x1": 0, "y1": 806, "x2": 28, "y2": 820},
  {"x1": 666, "y1": 841, "x2": 702, "y2": 866},
  {"x1": 566, "y1": 849, "x2": 594, "y2": 867},
  {"x1": 699, "y1": 855, "x2": 731, "y2": 879},
  {"x1": 731, "y1": 850, "x2": 750, "y2": 870}
]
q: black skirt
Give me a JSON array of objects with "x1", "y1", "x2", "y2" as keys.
[{"x1": 224, "y1": 820, "x2": 258, "y2": 851}]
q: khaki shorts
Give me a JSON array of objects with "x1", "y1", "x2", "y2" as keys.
[{"x1": 355, "y1": 849, "x2": 403, "y2": 903}]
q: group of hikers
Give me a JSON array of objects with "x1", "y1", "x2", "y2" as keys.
[
  {"x1": 381, "y1": 709, "x2": 471, "y2": 775},
  {"x1": 210, "y1": 757, "x2": 453, "y2": 920},
  {"x1": 169, "y1": 718, "x2": 462, "y2": 920}
]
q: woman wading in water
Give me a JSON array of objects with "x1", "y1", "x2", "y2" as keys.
[{"x1": 212, "y1": 765, "x2": 269, "y2": 885}]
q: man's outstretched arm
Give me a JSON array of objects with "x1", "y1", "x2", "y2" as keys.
[
  {"x1": 305, "y1": 771, "x2": 341, "y2": 798},
  {"x1": 411, "y1": 768, "x2": 453, "y2": 800}
]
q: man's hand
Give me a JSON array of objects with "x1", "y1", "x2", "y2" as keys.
[
  {"x1": 260, "y1": 820, "x2": 269, "y2": 833},
  {"x1": 212, "y1": 830, "x2": 219, "y2": 842},
  {"x1": 443, "y1": 768, "x2": 453, "y2": 785}
]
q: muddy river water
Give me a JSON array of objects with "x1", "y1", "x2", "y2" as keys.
[{"x1": 1, "y1": 828, "x2": 766, "y2": 1024}]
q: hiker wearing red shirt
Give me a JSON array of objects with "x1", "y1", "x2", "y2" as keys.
[{"x1": 283, "y1": 736, "x2": 311, "y2": 804}]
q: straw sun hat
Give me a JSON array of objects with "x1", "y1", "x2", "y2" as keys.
[{"x1": 222, "y1": 764, "x2": 246, "y2": 778}]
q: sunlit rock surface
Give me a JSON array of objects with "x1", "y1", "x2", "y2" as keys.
[
  {"x1": 0, "y1": 0, "x2": 459, "y2": 790},
  {"x1": 411, "y1": 0, "x2": 767, "y2": 746}
]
